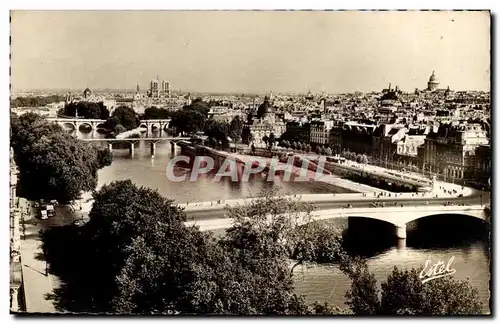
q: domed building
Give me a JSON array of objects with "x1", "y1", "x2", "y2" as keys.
[
  {"x1": 83, "y1": 87, "x2": 92, "y2": 99},
  {"x1": 427, "y1": 71, "x2": 439, "y2": 91}
]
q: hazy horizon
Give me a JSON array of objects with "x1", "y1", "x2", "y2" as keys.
[{"x1": 11, "y1": 11, "x2": 491, "y2": 94}]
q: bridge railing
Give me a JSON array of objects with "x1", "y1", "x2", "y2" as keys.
[{"x1": 178, "y1": 188, "x2": 472, "y2": 212}]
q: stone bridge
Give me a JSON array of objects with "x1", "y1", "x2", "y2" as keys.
[
  {"x1": 184, "y1": 204, "x2": 489, "y2": 240},
  {"x1": 47, "y1": 118, "x2": 107, "y2": 131},
  {"x1": 81, "y1": 137, "x2": 189, "y2": 157},
  {"x1": 138, "y1": 119, "x2": 172, "y2": 132},
  {"x1": 47, "y1": 118, "x2": 171, "y2": 132}
]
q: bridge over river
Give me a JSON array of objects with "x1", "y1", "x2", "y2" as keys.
[
  {"x1": 184, "y1": 204, "x2": 488, "y2": 240},
  {"x1": 47, "y1": 118, "x2": 172, "y2": 132},
  {"x1": 181, "y1": 182, "x2": 489, "y2": 241}
]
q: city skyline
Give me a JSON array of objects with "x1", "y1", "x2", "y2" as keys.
[{"x1": 11, "y1": 11, "x2": 490, "y2": 93}]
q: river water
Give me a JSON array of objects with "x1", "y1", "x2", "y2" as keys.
[{"x1": 78, "y1": 129, "x2": 491, "y2": 313}]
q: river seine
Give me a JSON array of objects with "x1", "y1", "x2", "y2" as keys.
[{"x1": 79, "y1": 130, "x2": 490, "y2": 313}]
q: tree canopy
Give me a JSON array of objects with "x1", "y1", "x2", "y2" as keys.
[
  {"x1": 141, "y1": 106, "x2": 172, "y2": 120},
  {"x1": 107, "y1": 106, "x2": 140, "y2": 132},
  {"x1": 10, "y1": 112, "x2": 112, "y2": 202},
  {"x1": 59, "y1": 102, "x2": 109, "y2": 119},
  {"x1": 344, "y1": 260, "x2": 483, "y2": 315},
  {"x1": 11, "y1": 95, "x2": 63, "y2": 108}
]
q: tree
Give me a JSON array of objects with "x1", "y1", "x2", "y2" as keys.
[
  {"x1": 344, "y1": 259, "x2": 380, "y2": 315},
  {"x1": 110, "y1": 106, "x2": 140, "y2": 131},
  {"x1": 360, "y1": 154, "x2": 369, "y2": 164},
  {"x1": 262, "y1": 135, "x2": 269, "y2": 147},
  {"x1": 229, "y1": 116, "x2": 243, "y2": 143},
  {"x1": 344, "y1": 263, "x2": 483, "y2": 315},
  {"x1": 170, "y1": 109, "x2": 206, "y2": 135},
  {"x1": 142, "y1": 106, "x2": 171, "y2": 120},
  {"x1": 256, "y1": 98, "x2": 270, "y2": 119},
  {"x1": 205, "y1": 121, "x2": 230, "y2": 149},
  {"x1": 267, "y1": 132, "x2": 276, "y2": 151},
  {"x1": 61, "y1": 102, "x2": 109, "y2": 119},
  {"x1": 10, "y1": 113, "x2": 110, "y2": 203},
  {"x1": 60, "y1": 180, "x2": 203, "y2": 313},
  {"x1": 184, "y1": 100, "x2": 210, "y2": 117},
  {"x1": 96, "y1": 147, "x2": 113, "y2": 169},
  {"x1": 241, "y1": 127, "x2": 252, "y2": 145}
]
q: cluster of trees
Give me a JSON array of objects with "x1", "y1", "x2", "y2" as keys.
[
  {"x1": 341, "y1": 151, "x2": 369, "y2": 164},
  {"x1": 161, "y1": 98, "x2": 245, "y2": 149},
  {"x1": 262, "y1": 133, "x2": 276, "y2": 151},
  {"x1": 58, "y1": 102, "x2": 110, "y2": 120},
  {"x1": 10, "y1": 95, "x2": 64, "y2": 108},
  {"x1": 10, "y1": 113, "x2": 112, "y2": 202},
  {"x1": 42, "y1": 184, "x2": 483, "y2": 315},
  {"x1": 103, "y1": 106, "x2": 140, "y2": 134},
  {"x1": 204, "y1": 116, "x2": 244, "y2": 149},
  {"x1": 279, "y1": 140, "x2": 337, "y2": 156},
  {"x1": 141, "y1": 107, "x2": 172, "y2": 120},
  {"x1": 169, "y1": 99, "x2": 211, "y2": 136}
]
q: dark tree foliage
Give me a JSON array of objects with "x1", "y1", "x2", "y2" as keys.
[
  {"x1": 10, "y1": 95, "x2": 63, "y2": 108},
  {"x1": 229, "y1": 116, "x2": 243, "y2": 143},
  {"x1": 96, "y1": 147, "x2": 113, "y2": 169},
  {"x1": 10, "y1": 112, "x2": 111, "y2": 202},
  {"x1": 344, "y1": 262, "x2": 483, "y2": 315},
  {"x1": 170, "y1": 109, "x2": 206, "y2": 135},
  {"x1": 257, "y1": 99, "x2": 270, "y2": 119},
  {"x1": 241, "y1": 127, "x2": 252, "y2": 145},
  {"x1": 205, "y1": 121, "x2": 230, "y2": 149},
  {"x1": 184, "y1": 100, "x2": 210, "y2": 117},
  {"x1": 109, "y1": 106, "x2": 140, "y2": 131},
  {"x1": 60, "y1": 102, "x2": 110, "y2": 119},
  {"x1": 141, "y1": 106, "x2": 172, "y2": 120}
]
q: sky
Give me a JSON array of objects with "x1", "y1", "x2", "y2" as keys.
[{"x1": 10, "y1": 10, "x2": 490, "y2": 94}]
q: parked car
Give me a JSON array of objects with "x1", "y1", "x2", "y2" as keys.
[{"x1": 46, "y1": 204, "x2": 55, "y2": 217}]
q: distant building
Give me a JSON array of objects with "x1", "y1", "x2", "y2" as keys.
[
  {"x1": 420, "y1": 123, "x2": 489, "y2": 181},
  {"x1": 427, "y1": 71, "x2": 439, "y2": 91},
  {"x1": 310, "y1": 120, "x2": 335, "y2": 145},
  {"x1": 83, "y1": 88, "x2": 92, "y2": 99}
]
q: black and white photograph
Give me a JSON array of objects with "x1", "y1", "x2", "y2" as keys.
[{"x1": 8, "y1": 9, "x2": 492, "y2": 316}]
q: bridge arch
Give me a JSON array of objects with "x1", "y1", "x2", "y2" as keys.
[
  {"x1": 61, "y1": 122, "x2": 76, "y2": 131},
  {"x1": 150, "y1": 122, "x2": 161, "y2": 131},
  {"x1": 401, "y1": 210, "x2": 488, "y2": 225},
  {"x1": 78, "y1": 122, "x2": 94, "y2": 132},
  {"x1": 96, "y1": 123, "x2": 107, "y2": 129}
]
